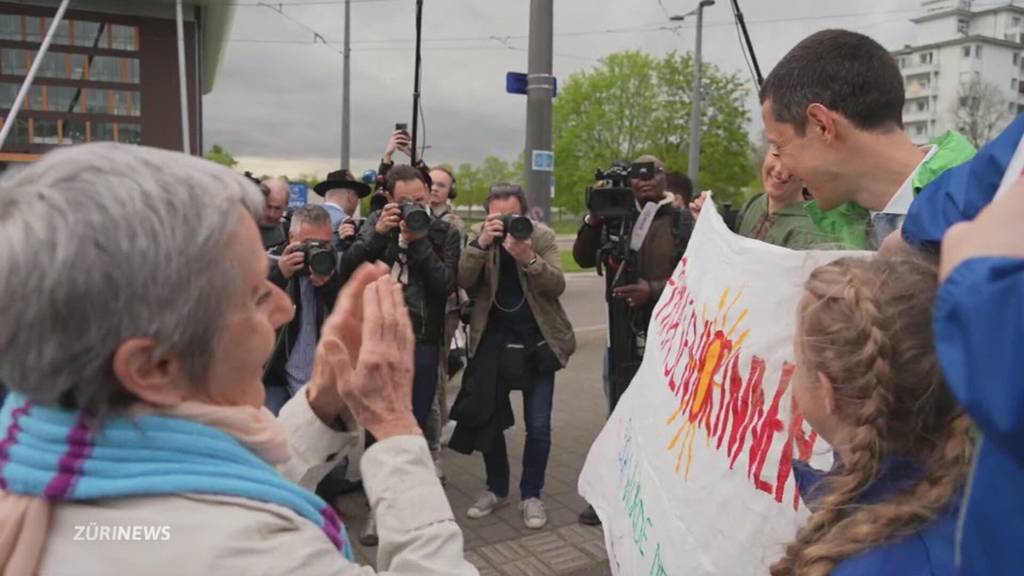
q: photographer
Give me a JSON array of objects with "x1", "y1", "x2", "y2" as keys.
[
  {"x1": 339, "y1": 165, "x2": 460, "y2": 431},
  {"x1": 263, "y1": 204, "x2": 343, "y2": 415},
  {"x1": 573, "y1": 154, "x2": 692, "y2": 525},
  {"x1": 313, "y1": 169, "x2": 371, "y2": 245},
  {"x1": 451, "y1": 184, "x2": 575, "y2": 530}
]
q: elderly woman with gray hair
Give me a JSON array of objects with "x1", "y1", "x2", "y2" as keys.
[{"x1": 0, "y1": 143, "x2": 477, "y2": 575}]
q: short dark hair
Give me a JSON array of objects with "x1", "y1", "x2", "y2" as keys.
[
  {"x1": 290, "y1": 204, "x2": 331, "y2": 230},
  {"x1": 385, "y1": 164, "x2": 429, "y2": 194},
  {"x1": 665, "y1": 171, "x2": 693, "y2": 204},
  {"x1": 485, "y1": 183, "x2": 529, "y2": 215},
  {"x1": 760, "y1": 29, "x2": 904, "y2": 135}
]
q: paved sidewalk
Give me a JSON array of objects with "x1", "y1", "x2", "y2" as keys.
[{"x1": 336, "y1": 334, "x2": 612, "y2": 575}]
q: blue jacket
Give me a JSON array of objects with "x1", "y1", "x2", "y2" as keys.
[
  {"x1": 903, "y1": 114, "x2": 1024, "y2": 246},
  {"x1": 793, "y1": 459, "x2": 958, "y2": 576},
  {"x1": 933, "y1": 257, "x2": 1024, "y2": 576}
]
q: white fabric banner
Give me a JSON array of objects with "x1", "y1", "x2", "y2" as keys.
[{"x1": 579, "y1": 200, "x2": 868, "y2": 575}]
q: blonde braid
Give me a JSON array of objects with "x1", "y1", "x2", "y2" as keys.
[{"x1": 771, "y1": 257, "x2": 972, "y2": 576}]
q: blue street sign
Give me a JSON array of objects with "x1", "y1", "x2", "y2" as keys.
[
  {"x1": 506, "y1": 72, "x2": 557, "y2": 97},
  {"x1": 288, "y1": 183, "x2": 308, "y2": 210}
]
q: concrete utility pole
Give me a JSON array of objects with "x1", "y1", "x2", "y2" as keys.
[
  {"x1": 341, "y1": 0, "x2": 351, "y2": 169},
  {"x1": 175, "y1": 0, "x2": 191, "y2": 154},
  {"x1": 524, "y1": 0, "x2": 554, "y2": 222},
  {"x1": 687, "y1": 0, "x2": 713, "y2": 190}
]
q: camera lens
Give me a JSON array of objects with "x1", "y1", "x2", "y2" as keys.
[
  {"x1": 308, "y1": 249, "x2": 336, "y2": 276},
  {"x1": 507, "y1": 215, "x2": 533, "y2": 241},
  {"x1": 401, "y1": 202, "x2": 431, "y2": 234}
]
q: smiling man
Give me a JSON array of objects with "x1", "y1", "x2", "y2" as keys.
[{"x1": 759, "y1": 29, "x2": 975, "y2": 249}]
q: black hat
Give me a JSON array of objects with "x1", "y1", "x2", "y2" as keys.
[{"x1": 314, "y1": 169, "x2": 372, "y2": 198}]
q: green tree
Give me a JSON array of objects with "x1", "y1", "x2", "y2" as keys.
[
  {"x1": 203, "y1": 144, "x2": 237, "y2": 168},
  {"x1": 553, "y1": 50, "x2": 753, "y2": 213}
]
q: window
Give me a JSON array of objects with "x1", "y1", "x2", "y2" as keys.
[
  {"x1": 917, "y1": 100, "x2": 928, "y2": 112},
  {"x1": 1, "y1": 49, "x2": 28, "y2": 76},
  {"x1": 915, "y1": 125, "x2": 927, "y2": 136},
  {"x1": 73, "y1": 21, "x2": 103, "y2": 47},
  {"x1": 957, "y1": 17, "x2": 969, "y2": 35},
  {"x1": 87, "y1": 56, "x2": 140, "y2": 83},
  {"x1": 976, "y1": 45, "x2": 983, "y2": 58},
  {"x1": 69, "y1": 53, "x2": 87, "y2": 80},
  {"x1": 37, "y1": 52, "x2": 66, "y2": 80},
  {"x1": 920, "y1": 52, "x2": 933, "y2": 64},
  {"x1": 50, "y1": 19, "x2": 71, "y2": 45},
  {"x1": 28, "y1": 85, "x2": 43, "y2": 111},
  {"x1": 110, "y1": 91, "x2": 141, "y2": 116},
  {"x1": 91, "y1": 120, "x2": 115, "y2": 142},
  {"x1": 0, "y1": 83, "x2": 16, "y2": 108},
  {"x1": 116, "y1": 122, "x2": 141, "y2": 145},
  {"x1": 46, "y1": 85, "x2": 78, "y2": 113},
  {"x1": 63, "y1": 119, "x2": 86, "y2": 144},
  {"x1": 1016, "y1": 53, "x2": 1021, "y2": 66},
  {"x1": 1014, "y1": 79, "x2": 1019, "y2": 90},
  {"x1": 33, "y1": 118, "x2": 59, "y2": 145},
  {"x1": 963, "y1": 45, "x2": 972, "y2": 58},
  {"x1": 1, "y1": 117, "x2": 29, "y2": 145},
  {"x1": 0, "y1": 15, "x2": 20, "y2": 41},
  {"x1": 110, "y1": 25, "x2": 138, "y2": 51},
  {"x1": 24, "y1": 16, "x2": 42, "y2": 43},
  {"x1": 1013, "y1": 16, "x2": 1022, "y2": 27},
  {"x1": 85, "y1": 89, "x2": 108, "y2": 114}
]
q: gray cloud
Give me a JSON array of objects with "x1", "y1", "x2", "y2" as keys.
[{"x1": 203, "y1": 0, "x2": 920, "y2": 176}]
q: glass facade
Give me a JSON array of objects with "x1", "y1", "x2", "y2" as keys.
[
  {"x1": 0, "y1": 49, "x2": 140, "y2": 83},
  {"x1": 0, "y1": 15, "x2": 137, "y2": 51},
  {"x1": 0, "y1": 12, "x2": 146, "y2": 149}
]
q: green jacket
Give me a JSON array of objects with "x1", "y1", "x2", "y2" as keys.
[
  {"x1": 735, "y1": 194, "x2": 840, "y2": 249},
  {"x1": 805, "y1": 131, "x2": 977, "y2": 249},
  {"x1": 459, "y1": 222, "x2": 576, "y2": 368}
]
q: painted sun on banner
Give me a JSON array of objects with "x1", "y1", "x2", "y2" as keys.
[{"x1": 580, "y1": 199, "x2": 870, "y2": 575}]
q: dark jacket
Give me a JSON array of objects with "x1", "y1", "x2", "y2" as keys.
[
  {"x1": 339, "y1": 209, "x2": 460, "y2": 344},
  {"x1": 573, "y1": 197, "x2": 693, "y2": 310},
  {"x1": 263, "y1": 247, "x2": 344, "y2": 390},
  {"x1": 448, "y1": 330, "x2": 515, "y2": 455}
]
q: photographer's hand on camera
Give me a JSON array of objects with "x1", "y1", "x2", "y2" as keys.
[
  {"x1": 277, "y1": 242, "x2": 306, "y2": 279},
  {"x1": 375, "y1": 203, "x2": 402, "y2": 235},
  {"x1": 503, "y1": 235, "x2": 536, "y2": 265},
  {"x1": 383, "y1": 130, "x2": 412, "y2": 164},
  {"x1": 400, "y1": 220, "x2": 428, "y2": 243},
  {"x1": 612, "y1": 279, "x2": 653, "y2": 309},
  {"x1": 339, "y1": 218, "x2": 358, "y2": 241},
  {"x1": 476, "y1": 213, "x2": 506, "y2": 249}
]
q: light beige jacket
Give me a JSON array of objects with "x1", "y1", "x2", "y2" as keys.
[{"x1": 36, "y1": 388, "x2": 478, "y2": 576}]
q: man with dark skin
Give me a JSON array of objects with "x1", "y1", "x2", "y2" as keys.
[{"x1": 572, "y1": 154, "x2": 692, "y2": 526}]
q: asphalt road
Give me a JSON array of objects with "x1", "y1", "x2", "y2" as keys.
[{"x1": 562, "y1": 272, "x2": 607, "y2": 338}]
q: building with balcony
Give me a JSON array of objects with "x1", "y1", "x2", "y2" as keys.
[
  {"x1": 892, "y1": 0, "x2": 1024, "y2": 144},
  {"x1": 0, "y1": 0, "x2": 233, "y2": 167}
]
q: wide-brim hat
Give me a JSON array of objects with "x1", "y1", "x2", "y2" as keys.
[{"x1": 314, "y1": 169, "x2": 372, "y2": 198}]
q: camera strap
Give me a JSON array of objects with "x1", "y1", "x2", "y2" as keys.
[{"x1": 629, "y1": 202, "x2": 660, "y2": 253}]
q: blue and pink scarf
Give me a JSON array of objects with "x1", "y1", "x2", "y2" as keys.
[{"x1": 0, "y1": 392, "x2": 353, "y2": 572}]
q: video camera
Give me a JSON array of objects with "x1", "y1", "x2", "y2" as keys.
[{"x1": 297, "y1": 239, "x2": 337, "y2": 277}]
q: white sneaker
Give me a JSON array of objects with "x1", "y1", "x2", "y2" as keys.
[
  {"x1": 434, "y1": 458, "x2": 447, "y2": 486},
  {"x1": 521, "y1": 498, "x2": 547, "y2": 529},
  {"x1": 467, "y1": 491, "x2": 508, "y2": 519}
]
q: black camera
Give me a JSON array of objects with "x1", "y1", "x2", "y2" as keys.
[
  {"x1": 399, "y1": 200, "x2": 431, "y2": 234},
  {"x1": 628, "y1": 161, "x2": 658, "y2": 181},
  {"x1": 500, "y1": 214, "x2": 534, "y2": 241},
  {"x1": 297, "y1": 240, "x2": 337, "y2": 277}
]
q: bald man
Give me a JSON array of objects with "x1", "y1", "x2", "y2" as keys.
[{"x1": 259, "y1": 178, "x2": 290, "y2": 251}]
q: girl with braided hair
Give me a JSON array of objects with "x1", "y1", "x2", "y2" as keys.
[{"x1": 771, "y1": 256, "x2": 973, "y2": 576}]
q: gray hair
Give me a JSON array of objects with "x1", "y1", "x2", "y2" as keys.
[
  {"x1": 290, "y1": 204, "x2": 332, "y2": 232},
  {"x1": 0, "y1": 142, "x2": 263, "y2": 417}
]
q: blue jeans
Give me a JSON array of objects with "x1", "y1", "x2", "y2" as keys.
[
  {"x1": 413, "y1": 344, "x2": 440, "y2": 433},
  {"x1": 483, "y1": 371, "x2": 555, "y2": 500}
]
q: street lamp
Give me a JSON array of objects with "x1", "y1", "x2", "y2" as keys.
[{"x1": 670, "y1": 0, "x2": 715, "y2": 191}]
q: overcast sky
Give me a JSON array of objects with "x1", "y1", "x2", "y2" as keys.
[{"x1": 203, "y1": 0, "x2": 933, "y2": 178}]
